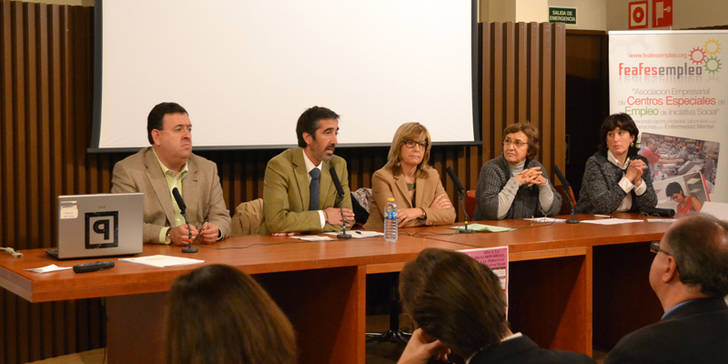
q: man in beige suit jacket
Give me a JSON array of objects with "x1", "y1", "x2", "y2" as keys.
[
  {"x1": 111, "y1": 102, "x2": 231, "y2": 244},
  {"x1": 260, "y1": 106, "x2": 354, "y2": 234}
]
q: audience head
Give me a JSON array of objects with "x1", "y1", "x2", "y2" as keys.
[
  {"x1": 166, "y1": 264, "x2": 296, "y2": 364},
  {"x1": 296, "y1": 106, "x2": 340, "y2": 165},
  {"x1": 665, "y1": 182, "x2": 685, "y2": 202},
  {"x1": 599, "y1": 113, "x2": 640, "y2": 158},
  {"x1": 649, "y1": 214, "x2": 728, "y2": 304},
  {"x1": 384, "y1": 122, "x2": 432, "y2": 176},
  {"x1": 502, "y1": 123, "x2": 539, "y2": 164},
  {"x1": 147, "y1": 102, "x2": 192, "y2": 169},
  {"x1": 399, "y1": 248, "x2": 508, "y2": 358}
]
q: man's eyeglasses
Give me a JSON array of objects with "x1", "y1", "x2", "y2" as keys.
[
  {"x1": 403, "y1": 139, "x2": 428, "y2": 149},
  {"x1": 649, "y1": 241, "x2": 672, "y2": 256},
  {"x1": 503, "y1": 139, "x2": 528, "y2": 148}
]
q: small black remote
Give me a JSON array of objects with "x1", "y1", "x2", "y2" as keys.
[{"x1": 73, "y1": 261, "x2": 115, "y2": 273}]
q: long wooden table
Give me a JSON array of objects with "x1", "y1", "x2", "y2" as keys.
[
  {"x1": 0, "y1": 234, "x2": 470, "y2": 364},
  {"x1": 0, "y1": 214, "x2": 671, "y2": 363}
]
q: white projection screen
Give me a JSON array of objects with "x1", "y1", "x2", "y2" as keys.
[{"x1": 91, "y1": 0, "x2": 479, "y2": 151}]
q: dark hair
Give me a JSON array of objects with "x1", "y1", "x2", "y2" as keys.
[
  {"x1": 664, "y1": 214, "x2": 728, "y2": 297},
  {"x1": 399, "y1": 248, "x2": 508, "y2": 358},
  {"x1": 665, "y1": 182, "x2": 684, "y2": 197},
  {"x1": 599, "y1": 113, "x2": 640, "y2": 156},
  {"x1": 166, "y1": 265, "x2": 297, "y2": 364},
  {"x1": 147, "y1": 102, "x2": 188, "y2": 144},
  {"x1": 503, "y1": 122, "x2": 539, "y2": 159},
  {"x1": 295, "y1": 106, "x2": 339, "y2": 148}
]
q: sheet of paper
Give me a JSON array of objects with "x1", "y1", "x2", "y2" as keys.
[
  {"x1": 323, "y1": 230, "x2": 384, "y2": 239},
  {"x1": 647, "y1": 218, "x2": 676, "y2": 223},
  {"x1": 459, "y1": 246, "x2": 509, "y2": 316},
  {"x1": 120, "y1": 255, "x2": 204, "y2": 268},
  {"x1": 292, "y1": 235, "x2": 335, "y2": 242},
  {"x1": 449, "y1": 223, "x2": 516, "y2": 232},
  {"x1": 26, "y1": 264, "x2": 72, "y2": 273},
  {"x1": 524, "y1": 217, "x2": 566, "y2": 223},
  {"x1": 581, "y1": 218, "x2": 643, "y2": 225}
]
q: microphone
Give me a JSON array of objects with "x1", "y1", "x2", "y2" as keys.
[
  {"x1": 446, "y1": 166, "x2": 473, "y2": 233},
  {"x1": 172, "y1": 187, "x2": 186, "y2": 215},
  {"x1": 553, "y1": 165, "x2": 579, "y2": 224},
  {"x1": 172, "y1": 187, "x2": 198, "y2": 253},
  {"x1": 329, "y1": 166, "x2": 351, "y2": 239}
]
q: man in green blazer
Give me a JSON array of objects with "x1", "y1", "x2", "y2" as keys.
[
  {"x1": 260, "y1": 106, "x2": 354, "y2": 234},
  {"x1": 111, "y1": 102, "x2": 231, "y2": 244}
]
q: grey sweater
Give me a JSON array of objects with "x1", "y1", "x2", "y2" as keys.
[
  {"x1": 574, "y1": 151, "x2": 657, "y2": 214},
  {"x1": 473, "y1": 155, "x2": 562, "y2": 220}
]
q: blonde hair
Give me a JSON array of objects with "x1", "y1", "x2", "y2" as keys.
[{"x1": 384, "y1": 122, "x2": 432, "y2": 177}]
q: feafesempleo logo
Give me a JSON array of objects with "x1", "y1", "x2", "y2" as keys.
[{"x1": 618, "y1": 39, "x2": 722, "y2": 79}]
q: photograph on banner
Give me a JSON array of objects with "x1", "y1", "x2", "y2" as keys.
[
  {"x1": 609, "y1": 30, "x2": 728, "y2": 203},
  {"x1": 640, "y1": 132, "x2": 720, "y2": 192},
  {"x1": 653, "y1": 172, "x2": 710, "y2": 215}
]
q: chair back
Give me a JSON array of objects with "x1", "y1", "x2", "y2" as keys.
[
  {"x1": 231, "y1": 198, "x2": 264, "y2": 236},
  {"x1": 464, "y1": 190, "x2": 476, "y2": 220}
]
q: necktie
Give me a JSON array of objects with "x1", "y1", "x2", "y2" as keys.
[{"x1": 309, "y1": 168, "x2": 320, "y2": 210}]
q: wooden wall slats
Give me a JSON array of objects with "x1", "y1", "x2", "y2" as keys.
[{"x1": 0, "y1": 4, "x2": 566, "y2": 361}]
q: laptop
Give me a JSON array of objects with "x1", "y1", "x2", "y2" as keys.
[{"x1": 46, "y1": 193, "x2": 144, "y2": 259}]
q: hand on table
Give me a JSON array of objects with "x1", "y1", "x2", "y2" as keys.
[
  {"x1": 324, "y1": 207, "x2": 355, "y2": 227},
  {"x1": 169, "y1": 224, "x2": 198, "y2": 245},
  {"x1": 197, "y1": 222, "x2": 220, "y2": 243}
]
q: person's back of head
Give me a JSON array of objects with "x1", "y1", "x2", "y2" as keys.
[
  {"x1": 399, "y1": 248, "x2": 508, "y2": 359},
  {"x1": 664, "y1": 214, "x2": 728, "y2": 297},
  {"x1": 166, "y1": 264, "x2": 296, "y2": 364}
]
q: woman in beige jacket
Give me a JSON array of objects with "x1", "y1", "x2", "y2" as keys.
[{"x1": 365, "y1": 122, "x2": 455, "y2": 230}]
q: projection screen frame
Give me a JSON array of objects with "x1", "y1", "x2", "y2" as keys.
[{"x1": 88, "y1": 0, "x2": 481, "y2": 153}]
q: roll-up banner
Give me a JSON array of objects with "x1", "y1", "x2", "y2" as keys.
[{"x1": 609, "y1": 30, "x2": 728, "y2": 213}]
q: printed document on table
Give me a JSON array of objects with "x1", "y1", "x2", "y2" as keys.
[
  {"x1": 292, "y1": 235, "x2": 335, "y2": 242},
  {"x1": 120, "y1": 255, "x2": 204, "y2": 268},
  {"x1": 581, "y1": 218, "x2": 643, "y2": 225}
]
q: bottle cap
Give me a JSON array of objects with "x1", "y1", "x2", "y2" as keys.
[{"x1": 387, "y1": 198, "x2": 395, "y2": 202}]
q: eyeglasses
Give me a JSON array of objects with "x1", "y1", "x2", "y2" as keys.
[
  {"x1": 503, "y1": 139, "x2": 528, "y2": 148},
  {"x1": 403, "y1": 139, "x2": 428, "y2": 149},
  {"x1": 649, "y1": 241, "x2": 672, "y2": 256}
]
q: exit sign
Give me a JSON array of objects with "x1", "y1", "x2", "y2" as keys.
[{"x1": 549, "y1": 7, "x2": 576, "y2": 24}]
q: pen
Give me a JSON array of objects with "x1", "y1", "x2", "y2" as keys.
[{"x1": 594, "y1": 214, "x2": 612, "y2": 218}]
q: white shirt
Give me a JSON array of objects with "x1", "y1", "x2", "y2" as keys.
[
  {"x1": 302, "y1": 150, "x2": 326, "y2": 228},
  {"x1": 607, "y1": 150, "x2": 647, "y2": 212}
]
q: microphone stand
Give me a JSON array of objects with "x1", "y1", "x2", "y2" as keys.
[
  {"x1": 337, "y1": 192, "x2": 352, "y2": 239},
  {"x1": 180, "y1": 211, "x2": 198, "y2": 253},
  {"x1": 457, "y1": 189, "x2": 474, "y2": 233},
  {"x1": 565, "y1": 186, "x2": 579, "y2": 224}
]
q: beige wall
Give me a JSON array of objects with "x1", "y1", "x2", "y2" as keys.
[
  {"x1": 549, "y1": 0, "x2": 607, "y2": 30},
  {"x1": 607, "y1": 0, "x2": 728, "y2": 30},
  {"x1": 480, "y1": 0, "x2": 548, "y2": 23}
]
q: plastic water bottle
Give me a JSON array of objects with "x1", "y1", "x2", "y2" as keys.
[{"x1": 384, "y1": 198, "x2": 398, "y2": 242}]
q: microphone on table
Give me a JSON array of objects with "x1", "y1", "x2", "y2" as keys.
[
  {"x1": 553, "y1": 165, "x2": 579, "y2": 224},
  {"x1": 446, "y1": 166, "x2": 473, "y2": 233},
  {"x1": 329, "y1": 166, "x2": 352, "y2": 239},
  {"x1": 172, "y1": 187, "x2": 198, "y2": 253}
]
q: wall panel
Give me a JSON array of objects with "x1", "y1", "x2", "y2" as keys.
[{"x1": 0, "y1": 3, "x2": 565, "y2": 361}]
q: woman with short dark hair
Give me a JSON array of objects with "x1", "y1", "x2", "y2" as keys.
[
  {"x1": 166, "y1": 264, "x2": 296, "y2": 364},
  {"x1": 396, "y1": 248, "x2": 594, "y2": 364},
  {"x1": 473, "y1": 122, "x2": 561, "y2": 220},
  {"x1": 575, "y1": 113, "x2": 657, "y2": 214}
]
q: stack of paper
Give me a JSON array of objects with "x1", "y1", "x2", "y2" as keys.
[{"x1": 120, "y1": 255, "x2": 204, "y2": 268}]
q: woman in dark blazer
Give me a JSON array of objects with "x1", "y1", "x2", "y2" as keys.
[{"x1": 575, "y1": 113, "x2": 657, "y2": 214}]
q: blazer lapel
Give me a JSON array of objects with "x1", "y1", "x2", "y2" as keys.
[
  {"x1": 320, "y1": 160, "x2": 334, "y2": 208},
  {"x1": 291, "y1": 150, "x2": 310, "y2": 210},
  {"x1": 182, "y1": 158, "x2": 200, "y2": 220},
  {"x1": 143, "y1": 149, "x2": 176, "y2": 225},
  {"x1": 415, "y1": 174, "x2": 428, "y2": 209},
  {"x1": 393, "y1": 174, "x2": 412, "y2": 208}
]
